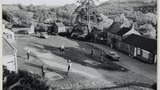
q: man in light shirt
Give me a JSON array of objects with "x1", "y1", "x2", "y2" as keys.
[
  {"x1": 67, "y1": 59, "x2": 72, "y2": 75},
  {"x1": 60, "y1": 45, "x2": 65, "y2": 53},
  {"x1": 27, "y1": 49, "x2": 30, "y2": 60}
]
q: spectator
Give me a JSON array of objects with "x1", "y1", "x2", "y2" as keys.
[
  {"x1": 60, "y1": 45, "x2": 65, "y2": 53},
  {"x1": 27, "y1": 49, "x2": 30, "y2": 60},
  {"x1": 90, "y1": 49, "x2": 94, "y2": 58},
  {"x1": 100, "y1": 52, "x2": 104, "y2": 62},
  {"x1": 67, "y1": 59, "x2": 72, "y2": 75},
  {"x1": 41, "y1": 63, "x2": 46, "y2": 79}
]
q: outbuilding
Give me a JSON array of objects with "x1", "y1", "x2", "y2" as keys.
[
  {"x1": 52, "y1": 22, "x2": 66, "y2": 33},
  {"x1": 12, "y1": 23, "x2": 34, "y2": 34},
  {"x1": 122, "y1": 34, "x2": 157, "y2": 64},
  {"x1": 3, "y1": 37, "x2": 18, "y2": 72}
]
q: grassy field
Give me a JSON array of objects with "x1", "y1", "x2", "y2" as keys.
[{"x1": 13, "y1": 34, "x2": 154, "y2": 89}]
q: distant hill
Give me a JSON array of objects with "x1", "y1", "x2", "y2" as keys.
[
  {"x1": 2, "y1": 3, "x2": 77, "y2": 26},
  {"x1": 2, "y1": 4, "x2": 20, "y2": 11},
  {"x1": 97, "y1": 0, "x2": 157, "y2": 18},
  {"x1": 104, "y1": 0, "x2": 156, "y2": 3},
  {"x1": 57, "y1": 3, "x2": 77, "y2": 14},
  {"x1": 2, "y1": 4, "x2": 61, "y2": 11}
]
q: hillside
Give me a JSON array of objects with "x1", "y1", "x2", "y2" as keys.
[
  {"x1": 2, "y1": 3, "x2": 77, "y2": 26},
  {"x1": 2, "y1": 1, "x2": 157, "y2": 39},
  {"x1": 97, "y1": 0, "x2": 157, "y2": 18},
  {"x1": 2, "y1": 4, "x2": 21, "y2": 11},
  {"x1": 57, "y1": 3, "x2": 77, "y2": 13}
]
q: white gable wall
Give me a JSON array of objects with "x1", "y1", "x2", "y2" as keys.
[
  {"x1": 123, "y1": 23, "x2": 141, "y2": 36},
  {"x1": 3, "y1": 54, "x2": 17, "y2": 72},
  {"x1": 58, "y1": 27, "x2": 66, "y2": 33},
  {"x1": 3, "y1": 24, "x2": 15, "y2": 43}
]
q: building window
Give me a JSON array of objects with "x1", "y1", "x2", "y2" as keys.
[
  {"x1": 125, "y1": 44, "x2": 128, "y2": 50},
  {"x1": 137, "y1": 48, "x2": 141, "y2": 55},
  {"x1": 142, "y1": 49, "x2": 149, "y2": 59},
  {"x1": 154, "y1": 55, "x2": 157, "y2": 64}
]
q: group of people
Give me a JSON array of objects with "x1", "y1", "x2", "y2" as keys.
[
  {"x1": 40, "y1": 59, "x2": 72, "y2": 78},
  {"x1": 25, "y1": 46, "x2": 104, "y2": 79},
  {"x1": 26, "y1": 47, "x2": 72, "y2": 79},
  {"x1": 60, "y1": 45, "x2": 72, "y2": 75},
  {"x1": 90, "y1": 49, "x2": 104, "y2": 62}
]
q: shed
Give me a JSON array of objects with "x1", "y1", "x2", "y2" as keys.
[
  {"x1": 3, "y1": 23, "x2": 15, "y2": 43},
  {"x1": 3, "y1": 37, "x2": 18, "y2": 72},
  {"x1": 123, "y1": 34, "x2": 157, "y2": 63},
  {"x1": 52, "y1": 22, "x2": 66, "y2": 33},
  {"x1": 12, "y1": 24, "x2": 34, "y2": 34}
]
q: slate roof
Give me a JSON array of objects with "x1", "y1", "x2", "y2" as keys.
[
  {"x1": 123, "y1": 34, "x2": 157, "y2": 54},
  {"x1": 106, "y1": 22, "x2": 123, "y2": 33},
  {"x1": 12, "y1": 24, "x2": 32, "y2": 28},
  {"x1": 3, "y1": 37, "x2": 15, "y2": 56},
  {"x1": 116, "y1": 27, "x2": 131, "y2": 36},
  {"x1": 55, "y1": 22, "x2": 65, "y2": 27}
]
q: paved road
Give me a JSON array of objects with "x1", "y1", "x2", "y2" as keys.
[{"x1": 88, "y1": 43, "x2": 157, "y2": 82}]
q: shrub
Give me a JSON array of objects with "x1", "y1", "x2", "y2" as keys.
[{"x1": 3, "y1": 66, "x2": 49, "y2": 90}]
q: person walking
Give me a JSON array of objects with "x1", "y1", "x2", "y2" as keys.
[
  {"x1": 90, "y1": 49, "x2": 94, "y2": 58},
  {"x1": 67, "y1": 59, "x2": 72, "y2": 75},
  {"x1": 60, "y1": 45, "x2": 65, "y2": 53},
  {"x1": 100, "y1": 52, "x2": 104, "y2": 62},
  {"x1": 27, "y1": 49, "x2": 30, "y2": 60},
  {"x1": 41, "y1": 63, "x2": 46, "y2": 79}
]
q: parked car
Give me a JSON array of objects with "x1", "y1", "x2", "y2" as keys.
[
  {"x1": 17, "y1": 30, "x2": 28, "y2": 34},
  {"x1": 40, "y1": 34, "x2": 49, "y2": 39},
  {"x1": 71, "y1": 33, "x2": 78, "y2": 38},
  {"x1": 106, "y1": 51, "x2": 120, "y2": 61},
  {"x1": 51, "y1": 32, "x2": 58, "y2": 36}
]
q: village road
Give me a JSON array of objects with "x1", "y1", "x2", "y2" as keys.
[
  {"x1": 24, "y1": 47, "x2": 109, "y2": 79},
  {"x1": 88, "y1": 43, "x2": 157, "y2": 82}
]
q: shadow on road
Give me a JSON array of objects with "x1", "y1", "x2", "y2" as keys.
[
  {"x1": 82, "y1": 82, "x2": 152, "y2": 90},
  {"x1": 29, "y1": 41, "x2": 128, "y2": 72},
  {"x1": 25, "y1": 62, "x2": 67, "y2": 76},
  {"x1": 102, "y1": 82, "x2": 152, "y2": 89}
]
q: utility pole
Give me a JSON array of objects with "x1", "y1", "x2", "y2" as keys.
[
  {"x1": 55, "y1": 9, "x2": 57, "y2": 23},
  {"x1": 87, "y1": 0, "x2": 91, "y2": 33}
]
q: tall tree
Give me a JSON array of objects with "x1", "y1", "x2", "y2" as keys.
[
  {"x1": 73, "y1": 0, "x2": 102, "y2": 34},
  {"x1": 98, "y1": 13, "x2": 113, "y2": 30}
]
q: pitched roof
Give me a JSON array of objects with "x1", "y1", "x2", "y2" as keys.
[
  {"x1": 106, "y1": 22, "x2": 123, "y2": 33},
  {"x1": 116, "y1": 27, "x2": 131, "y2": 36},
  {"x1": 12, "y1": 24, "x2": 32, "y2": 28},
  {"x1": 55, "y1": 22, "x2": 65, "y2": 27},
  {"x1": 3, "y1": 19, "x2": 9, "y2": 24},
  {"x1": 3, "y1": 37, "x2": 15, "y2": 56},
  {"x1": 123, "y1": 34, "x2": 157, "y2": 54}
]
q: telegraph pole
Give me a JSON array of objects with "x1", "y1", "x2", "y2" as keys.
[{"x1": 87, "y1": 0, "x2": 91, "y2": 33}]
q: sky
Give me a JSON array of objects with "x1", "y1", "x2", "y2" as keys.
[{"x1": 2, "y1": 0, "x2": 108, "y2": 6}]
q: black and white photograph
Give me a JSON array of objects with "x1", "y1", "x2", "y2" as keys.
[{"x1": 2, "y1": 0, "x2": 157, "y2": 89}]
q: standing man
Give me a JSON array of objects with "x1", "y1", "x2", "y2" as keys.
[
  {"x1": 60, "y1": 45, "x2": 64, "y2": 53},
  {"x1": 41, "y1": 63, "x2": 46, "y2": 79},
  {"x1": 27, "y1": 49, "x2": 30, "y2": 60},
  {"x1": 100, "y1": 52, "x2": 104, "y2": 62},
  {"x1": 67, "y1": 59, "x2": 72, "y2": 75},
  {"x1": 90, "y1": 49, "x2": 94, "y2": 58}
]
